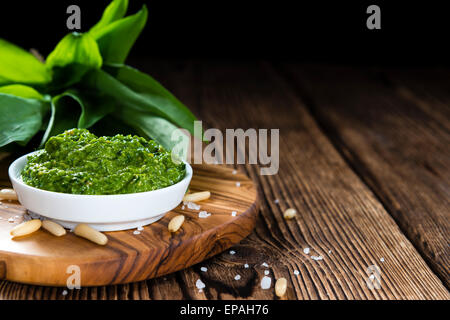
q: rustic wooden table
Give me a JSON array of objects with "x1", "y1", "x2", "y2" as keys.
[{"x1": 0, "y1": 60, "x2": 449, "y2": 300}]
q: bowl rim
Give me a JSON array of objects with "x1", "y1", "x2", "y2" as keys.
[{"x1": 8, "y1": 150, "x2": 193, "y2": 199}]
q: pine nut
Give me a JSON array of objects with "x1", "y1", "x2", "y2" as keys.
[
  {"x1": 10, "y1": 219, "x2": 42, "y2": 238},
  {"x1": 283, "y1": 208, "x2": 297, "y2": 220},
  {"x1": 42, "y1": 220, "x2": 66, "y2": 237},
  {"x1": 0, "y1": 188, "x2": 18, "y2": 201},
  {"x1": 74, "y1": 224, "x2": 108, "y2": 245},
  {"x1": 183, "y1": 191, "x2": 211, "y2": 202},
  {"x1": 275, "y1": 277, "x2": 287, "y2": 297},
  {"x1": 168, "y1": 215, "x2": 185, "y2": 233}
]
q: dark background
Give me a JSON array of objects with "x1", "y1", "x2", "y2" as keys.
[{"x1": 0, "y1": 0, "x2": 448, "y2": 65}]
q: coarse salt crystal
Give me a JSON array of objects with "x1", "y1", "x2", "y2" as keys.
[
  {"x1": 62, "y1": 290, "x2": 68, "y2": 296},
  {"x1": 137, "y1": 226, "x2": 144, "y2": 231},
  {"x1": 232, "y1": 170, "x2": 237, "y2": 174},
  {"x1": 186, "y1": 201, "x2": 201, "y2": 210},
  {"x1": 328, "y1": 250, "x2": 332, "y2": 254},
  {"x1": 234, "y1": 275, "x2": 241, "y2": 280},
  {"x1": 380, "y1": 258, "x2": 385, "y2": 262},
  {"x1": 229, "y1": 250, "x2": 236, "y2": 255},
  {"x1": 303, "y1": 247, "x2": 310, "y2": 255},
  {"x1": 274, "y1": 199, "x2": 279, "y2": 204},
  {"x1": 261, "y1": 276, "x2": 271, "y2": 289},
  {"x1": 196, "y1": 279, "x2": 205, "y2": 289},
  {"x1": 264, "y1": 270, "x2": 269, "y2": 275},
  {"x1": 133, "y1": 230, "x2": 141, "y2": 235},
  {"x1": 198, "y1": 211, "x2": 211, "y2": 218},
  {"x1": 8, "y1": 217, "x2": 14, "y2": 223},
  {"x1": 181, "y1": 205, "x2": 185, "y2": 210},
  {"x1": 244, "y1": 264, "x2": 249, "y2": 268},
  {"x1": 293, "y1": 270, "x2": 299, "y2": 275},
  {"x1": 311, "y1": 255, "x2": 323, "y2": 261},
  {"x1": 231, "y1": 211, "x2": 237, "y2": 216},
  {"x1": 200, "y1": 267, "x2": 207, "y2": 272},
  {"x1": 236, "y1": 182, "x2": 241, "y2": 187},
  {"x1": 261, "y1": 262, "x2": 269, "y2": 268}
]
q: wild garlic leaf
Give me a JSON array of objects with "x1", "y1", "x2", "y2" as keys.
[
  {"x1": 115, "y1": 108, "x2": 181, "y2": 151},
  {"x1": 0, "y1": 38, "x2": 51, "y2": 86},
  {"x1": 63, "y1": 89, "x2": 115, "y2": 128},
  {"x1": 89, "y1": 0, "x2": 129, "y2": 35},
  {"x1": 40, "y1": 89, "x2": 114, "y2": 146},
  {"x1": 90, "y1": 5, "x2": 147, "y2": 64},
  {"x1": 46, "y1": 32, "x2": 102, "y2": 88},
  {"x1": 0, "y1": 93, "x2": 49, "y2": 147},
  {"x1": 0, "y1": 84, "x2": 45, "y2": 100},
  {"x1": 83, "y1": 67, "x2": 197, "y2": 136}
]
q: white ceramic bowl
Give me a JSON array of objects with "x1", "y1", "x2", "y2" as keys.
[{"x1": 8, "y1": 151, "x2": 192, "y2": 231}]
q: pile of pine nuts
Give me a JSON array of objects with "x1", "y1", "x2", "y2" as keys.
[
  {"x1": 169, "y1": 191, "x2": 212, "y2": 233},
  {"x1": 9, "y1": 219, "x2": 108, "y2": 245}
]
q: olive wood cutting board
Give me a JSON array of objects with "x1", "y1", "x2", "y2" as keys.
[{"x1": 0, "y1": 164, "x2": 259, "y2": 287}]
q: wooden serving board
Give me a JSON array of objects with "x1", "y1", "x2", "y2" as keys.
[{"x1": 0, "y1": 164, "x2": 259, "y2": 287}]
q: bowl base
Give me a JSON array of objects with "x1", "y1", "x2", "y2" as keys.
[{"x1": 28, "y1": 211, "x2": 166, "y2": 231}]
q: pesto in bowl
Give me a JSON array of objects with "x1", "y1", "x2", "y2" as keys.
[{"x1": 21, "y1": 129, "x2": 186, "y2": 195}]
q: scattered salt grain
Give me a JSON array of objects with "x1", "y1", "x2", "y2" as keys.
[
  {"x1": 236, "y1": 182, "x2": 241, "y2": 187},
  {"x1": 261, "y1": 262, "x2": 269, "y2": 268},
  {"x1": 264, "y1": 270, "x2": 269, "y2": 275},
  {"x1": 274, "y1": 199, "x2": 279, "y2": 204},
  {"x1": 14, "y1": 215, "x2": 19, "y2": 219},
  {"x1": 244, "y1": 264, "x2": 249, "y2": 268},
  {"x1": 234, "y1": 275, "x2": 241, "y2": 280},
  {"x1": 328, "y1": 250, "x2": 332, "y2": 254},
  {"x1": 311, "y1": 255, "x2": 323, "y2": 261},
  {"x1": 229, "y1": 250, "x2": 236, "y2": 255},
  {"x1": 261, "y1": 276, "x2": 271, "y2": 289},
  {"x1": 186, "y1": 201, "x2": 201, "y2": 211},
  {"x1": 181, "y1": 205, "x2": 185, "y2": 210},
  {"x1": 8, "y1": 217, "x2": 14, "y2": 223},
  {"x1": 231, "y1": 211, "x2": 237, "y2": 216},
  {"x1": 380, "y1": 257, "x2": 385, "y2": 262},
  {"x1": 200, "y1": 267, "x2": 208, "y2": 272},
  {"x1": 198, "y1": 211, "x2": 211, "y2": 218},
  {"x1": 196, "y1": 279, "x2": 206, "y2": 290},
  {"x1": 303, "y1": 247, "x2": 310, "y2": 255},
  {"x1": 133, "y1": 230, "x2": 141, "y2": 235},
  {"x1": 62, "y1": 290, "x2": 68, "y2": 296},
  {"x1": 232, "y1": 170, "x2": 237, "y2": 175},
  {"x1": 293, "y1": 270, "x2": 299, "y2": 276}
]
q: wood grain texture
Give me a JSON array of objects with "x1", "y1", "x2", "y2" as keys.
[
  {"x1": 280, "y1": 64, "x2": 450, "y2": 286},
  {"x1": 0, "y1": 60, "x2": 448, "y2": 300},
  {"x1": 0, "y1": 164, "x2": 258, "y2": 287}
]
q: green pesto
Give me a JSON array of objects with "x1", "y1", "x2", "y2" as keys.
[{"x1": 21, "y1": 129, "x2": 186, "y2": 195}]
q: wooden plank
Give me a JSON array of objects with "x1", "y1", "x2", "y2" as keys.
[
  {"x1": 0, "y1": 61, "x2": 448, "y2": 299},
  {"x1": 280, "y1": 64, "x2": 450, "y2": 286}
]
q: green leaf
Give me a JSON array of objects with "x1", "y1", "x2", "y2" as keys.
[
  {"x1": 40, "y1": 89, "x2": 114, "y2": 146},
  {"x1": 0, "y1": 93, "x2": 49, "y2": 147},
  {"x1": 0, "y1": 84, "x2": 45, "y2": 100},
  {"x1": 83, "y1": 67, "x2": 197, "y2": 136},
  {"x1": 90, "y1": 5, "x2": 147, "y2": 64},
  {"x1": 115, "y1": 108, "x2": 181, "y2": 150},
  {"x1": 90, "y1": 0, "x2": 129, "y2": 34},
  {"x1": 0, "y1": 38, "x2": 51, "y2": 85},
  {"x1": 46, "y1": 32, "x2": 102, "y2": 87}
]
